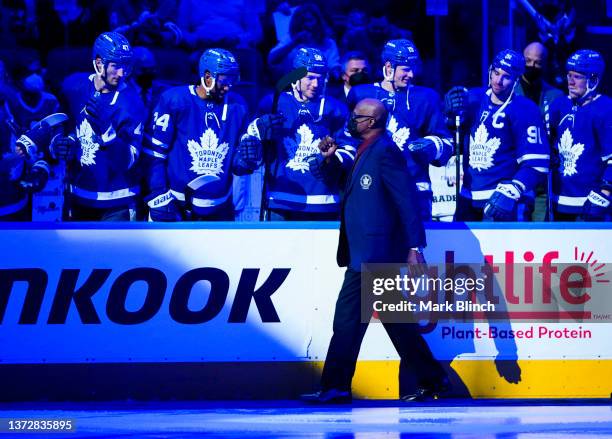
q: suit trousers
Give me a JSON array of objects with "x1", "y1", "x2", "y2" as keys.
[{"x1": 320, "y1": 268, "x2": 446, "y2": 396}]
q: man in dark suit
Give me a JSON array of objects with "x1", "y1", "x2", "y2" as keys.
[{"x1": 302, "y1": 98, "x2": 447, "y2": 404}]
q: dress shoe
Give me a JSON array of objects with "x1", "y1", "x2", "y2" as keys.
[
  {"x1": 301, "y1": 388, "x2": 352, "y2": 404},
  {"x1": 401, "y1": 381, "x2": 451, "y2": 402}
]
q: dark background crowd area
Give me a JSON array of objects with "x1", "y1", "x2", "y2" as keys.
[{"x1": 0, "y1": 0, "x2": 610, "y2": 114}]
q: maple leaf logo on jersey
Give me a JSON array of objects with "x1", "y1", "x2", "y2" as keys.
[
  {"x1": 469, "y1": 123, "x2": 500, "y2": 171},
  {"x1": 285, "y1": 124, "x2": 321, "y2": 173},
  {"x1": 187, "y1": 128, "x2": 229, "y2": 177},
  {"x1": 76, "y1": 119, "x2": 100, "y2": 166},
  {"x1": 387, "y1": 115, "x2": 410, "y2": 151},
  {"x1": 558, "y1": 128, "x2": 584, "y2": 177}
]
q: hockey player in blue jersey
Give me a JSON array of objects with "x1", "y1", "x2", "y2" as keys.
[
  {"x1": 446, "y1": 49, "x2": 549, "y2": 221},
  {"x1": 549, "y1": 50, "x2": 611, "y2": 221},
  {"x1": 143, "y1": 48, "x2": 260, "y2": 221},
  {"x1": 347, "y1": 39, "x2": 453, "y2": 220},
  {"x1": 251, "y1": 47, "x2": 354, "y2": 220},
  {"x1": 53, "y1": 32, "x2": 145, "y2": 221}
]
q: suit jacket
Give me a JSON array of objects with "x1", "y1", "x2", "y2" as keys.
[{"x1": 337, "y1": 133, "x2": 426, "y2": 270}]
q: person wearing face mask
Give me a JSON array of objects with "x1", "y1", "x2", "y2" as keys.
[
  {"x1": 549, "y1": 50, "x2": 611, "y2": 221},
  {"x1": 445, "y1": 49, "x2": 549, "y2": 222},
  {"x1": 302, "y1": 98, "x2": 448, "y2": 404},
  {"x1": 516, "y1": 42, "x2": 563, "y2": 115},
  {"x1": 347, "y1": 39, "x2": 453, "y2": 221},
  {"x1": 327, "y1": 51, "x2": 371, "y2": 106},
  {"x1": 5, "y1": 60, "x2": 59, "y2": 133},
  {"x1": 128, "y1": 46, "x2": 162, "y2": 111},
  {"x1": 250, "y1": 47, "x2": 354, "y2": 220},
  {"x1": 514, "y1": 42, "x2": 564, "y2": 221}
]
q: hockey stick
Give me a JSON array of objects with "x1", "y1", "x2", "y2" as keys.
[
  {"x1": 260, "y1": 66, "x2": 308, "y2": 221},
  {"x1": 35, "y1": 113, "x2": 69, "y2": 130},
  {"x1": 272, "y1": 66, "x2": 307, "y2": 115},
  {"x1": 455, "y1": 115, "x2": 461, "y2": 208},
  {"x1": 545, "y1": 113, "x2": 555, "y2": 222}
]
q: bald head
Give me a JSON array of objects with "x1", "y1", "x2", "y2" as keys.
[
  {"x1": 355, "y1": 98, "x2": 387, "y2": 125},
  {"x1": 350, "y1": 98, "x2": 388, "y2": 140},
  {"x1": 523, "y1": 42, "x2": 547, "y2": 68}
]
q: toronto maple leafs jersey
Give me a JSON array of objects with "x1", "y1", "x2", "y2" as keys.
[
  {"x1": 144, "y1": 85, "x2": 253, "y2": 216},
  {"x1": 461, "y1": 90, "x2": 549, "y2": 207},
  {"x1": 348, "y1": 83, "x2": 453, "y2": 198},
  {"x1": 257, "y1": 91, "x2": 352, "y2": 213},
  {"x1": 549, "y1": 94, "x2": 612, "y2": 213},
  {"x1": 62, "y1": 73, "x2": 145, "y2": 209}
]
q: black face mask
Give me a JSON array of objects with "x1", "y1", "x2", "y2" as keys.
[
  {"x1": 347, "y1": 117, "x2": 360, "y2": 138},
  {"x1": 523, "y1": 66, "x2": 542, "y2": 82},
  {"x1": 349, "y1": 71, "x2": 371, "y2": 87}
]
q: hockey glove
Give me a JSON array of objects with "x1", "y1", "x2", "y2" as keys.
[
  {"x1": 444, "y1": 86, "x2": 468, "y2": 117},
  {"x1": 238, "y1": 135, "x2": 262, "y2": 165},
  {"x1": 51, "y1": 135, "x2": 78, "y2": 161},
  {"x1": 484, "y1": 181, "x2": 523, "y2": 221},
  {"x1": 306, "y1": 153, "x2": 325, "y2": 180},
  {"x1": 147, "y1": 191, "x2": 182, "y2": 222},
  {"x1": 19, "y1": 160, "x2": 50, "y2": 193},
  {"x1": 407, "y1": 137, "x2": 439, "y2": 163},
  {"x1": 580, "y1": 190, "x2": 611, "y2": 221},
  {"x1": 15, "y1": 125, "x2": 53, "y2": 161},
  {"x1": 255, "y1": 114, "x2": 285, "y2": 141}
]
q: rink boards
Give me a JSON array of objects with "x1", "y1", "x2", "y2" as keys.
[{"x1": 0, "y1": 222, "x2": 610, "y2": 399}]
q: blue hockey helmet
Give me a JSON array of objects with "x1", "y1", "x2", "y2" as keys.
[
  {"x1": 491, "y1": 49, "x2": 525, "y2": 79},
  {"x1": 381, "y1": 39, "x2": 420, "y2": 68},
  {"x1": 293, "y1": 47, "x2": 328, "y2": 75},
  {"x1": 92, "y1": 32, "x2": 133, "y2": 74},
  {"x1": 198, "y1": 48, "x2": 240, "y2": 80},
  {"x1": 566, "y1": 49, "x2": 605, "y2": 79}
]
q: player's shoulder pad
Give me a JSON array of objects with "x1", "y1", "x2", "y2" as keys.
[
  {"x1": 594, "y1": 94, "x2": 612, "y2": 108},
  {"x1": 411, "y1": 85, "x2": 440, "y2": 99},
  {"x1": 118, "y1": 82, "x2": 143, "y2": 100},
  {"x1": 225, "y1": 90, "x2": 248, "y2": 108},
  {"x1": 510, "y1": 94, "x2": 541, "y2": 114},
  {"x1": 410, "y1": 85, "x2": 443, "y2": 107},
  {"x1": 158, "y1": 85, "x2": 195, "y2": 108},
  {"x1": 591, "y1": 94, "x2": 612, "y2": 120}
]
